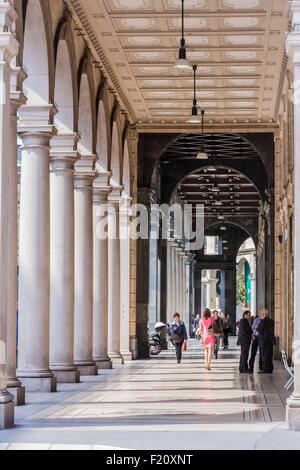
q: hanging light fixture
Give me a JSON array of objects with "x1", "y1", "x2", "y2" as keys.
[
  {"x1": 187, "y1": 65, "x2": 201, "y2": 124},
  {"x1": 197, "y1": 110, "x2": 209, "y2": 159},
  {"x1": 211, "y1": 173, "x2": 220, "y2": 192},
  {"x1": 175, "y1": 0, "x2": 190, "y2": 69}
]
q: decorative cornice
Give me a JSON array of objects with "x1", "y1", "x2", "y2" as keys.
[{"x1": 67, "y1": 0, "x2": 137, "y2": 124}]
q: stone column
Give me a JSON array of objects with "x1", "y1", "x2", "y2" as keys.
[
  {"x1": 74, "y1": 157, "x2": 98, "y2": 376},
  {"x1": 17, "y1": 105, "x2": 57, "y2": 393},
  {"x1": 224, "y1": 269, "x2": 237, "y2": 326},
  {"x1": 120, "y1": 195, "x2": 133, "y2": 362},
  {"x1": 49, "y1": 134, "x2": 80, "y2": 383},
  {"x1": 166, "y1": 240, "x2": 172, "y2": 319},
  {"x1": 92, "y1": 175, "x2": 112, "y2": 369},
  {"x1": 194, "y1": 268, "x2": 202, "y2": 315},
  {"x1": 0, "y1": 1, "x2": 18, "y2": 427},
  {"x1": 107, "y1": 188, "x2": 123, "y2": 364},
  {"x1": 170, "y1": 243, "x2": 177, "y2": 317},
  {"x1": 6, "y1": 67, "x2": 26, "y2": 405},
  {"x1": 175, "y1": 247, "x2": 181, "y2": 312},
  {"x1": 286, "y1": 5, "x2": 300, "y2": 427},
  {"x1": 136, "y1": 188, "x2": 152, "y2": 359}
]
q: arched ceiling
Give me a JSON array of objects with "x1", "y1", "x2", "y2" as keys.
[
  {"x1": 178, "y1": 167, "x2": 261, "y2": 219},
  {"x1": 68, "y1": 0, "x2": 289, "y2": 127}
]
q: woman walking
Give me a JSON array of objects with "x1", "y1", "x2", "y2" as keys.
[
  {"x1": 200, "y1": 308, "x2": 215, "y2": 370},
  {"x1": 170, "y1": 313, "x2": 188, "y2": 364}
]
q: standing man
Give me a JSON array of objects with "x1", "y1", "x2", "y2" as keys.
[
  {"x1": 257, "y1": 310, "x2": 276, "y2": 374},
  {"x1": 248, "y1": 315, "x2": 263, "y2": 373},
  {"x1": 237, "y1": 310, "x2": 253, "y2": 373}
]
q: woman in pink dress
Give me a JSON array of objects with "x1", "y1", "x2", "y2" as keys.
[{"x1": 200, "y1": 308, "x2": 215, "y2": 370}]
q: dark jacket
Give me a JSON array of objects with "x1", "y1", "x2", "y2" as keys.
[
  {"x1": 257, "y1": 317, "x2": 276, "y2": 346},
  {"x1": 237, "y1": 318, "x2": 252, "y2": 345},
  {"x1": 171, "y1": 321, "x2": 188, "y2": 342}
]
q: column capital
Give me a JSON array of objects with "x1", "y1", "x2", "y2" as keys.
[
  {"x1": 93, "y1": 186, "x2": 111, "y2": 204},
  {"x1": 108, "y1": 185, "x2": 123, "y2": 204},
  {"x1": 94, "y1": 169, "x2": 111, "y2": 188},
  {"x1": 74, "y1": 172, "x2": 96, "y2": 189},
  {"x1": 50, "y1": 133, "x2": 79, "y2": 171},
  {"x1": 0, "y1": 1, "x2": 19, "y2": 64},
  {"x1": 75, "y1": 152, "x2": 97, "y2": 174},
  {"x1": 18, "y1": 104, "x2": 57, "y2": 137}
]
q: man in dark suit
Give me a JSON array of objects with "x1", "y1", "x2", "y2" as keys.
[
  {"x1": 257, "y1": 309, "x2": 276, "y2": 374},
  {"x1": 238, "y1": 310, "x2": 253, "y2": 373}
]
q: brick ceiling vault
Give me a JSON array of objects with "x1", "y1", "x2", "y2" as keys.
[{"x1": 67, "y1": 0, "x2": 290, "y2": 130}]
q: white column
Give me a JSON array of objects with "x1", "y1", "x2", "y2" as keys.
[
  {"x1": 92, "y1": 177, "x2": 112, "y2": 369},
  {"x1": 6, "y1": 67, "x2": 26, "y2": 405},
  {"x1": 170, "y1": 244, "x2": 177, "y2": 317},
  {"x1": 0, "y1": 1, "x2": 18, "y2": 428},
  {"x1": 286, "y1": 6, "x2": 300, "y2": 428},
  {"x1": 175, "y1": 248, "x2": 181, "y2": 313},
  {"x1": 17, "y1": 105, "x2": 57, "y2": 393},
  {"x1": 120, "y1": 196, "x2": 133, "y2": 362},
  {"x1": 49, "y1": 134, "x2": 80, "y2": 383},
  {"x1": 74, "y1": 161, "x2": 98, "y2": 376},
  {"x1": 166, "y1": 241, "x2": 172, "y2": 319},
  {"x1": 107, "y1": 189, "x2": 123, "y2": 365}
]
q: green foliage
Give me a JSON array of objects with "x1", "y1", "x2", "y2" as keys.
[{"x1": 237, "y1": 273, "x2": 246, "y2": 305}]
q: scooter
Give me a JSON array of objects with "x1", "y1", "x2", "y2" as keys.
[{"x1": 149, "y1": 322, "x2": 166, "y2": 356}]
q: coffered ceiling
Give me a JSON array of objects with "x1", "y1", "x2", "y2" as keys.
[{"x1": 69, "y1": 0, "x2": 289, "y2": 127}]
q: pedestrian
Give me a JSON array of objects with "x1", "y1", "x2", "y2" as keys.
[
  {"x1": 200, "y1": 308, "x2": 215, "y2": 371},
  {"x1": 257, "y1": 309, "x2": 276, "y2": 374},
  {"x1": 237, "y1": 310, "x2": 253, "y2": 373},
  {"x1": 248, "y1": 314, "x2": 263, "y2": 373},
  {"x1": 223, "y1": 313, "x2": 232, "y2": 351},
  {"x1": 212, "y1": 310, "x2": 223, "y2": 359},
  {"x1": 193, "y1": 314, "x2": 200, "y2": 340},
  {"x1": 170, "y1": 313, "x2": 188, "y2": 364}
]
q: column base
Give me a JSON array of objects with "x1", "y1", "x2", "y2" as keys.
[
  {"x1": 7, "y1": 386, "x2": 26, "y2": 406},
  {"x1": 51, "y1": 368, "x2": 80, "y2": 384},
  {"x1": 0, "y1": 391, "x2": 14, "y2": 429},
  {"x1": 6, "y1": 377, "x2": 26, "y2": 406},
  {"x1": 17, "y1": 372, "x2": 57, "y2": 393},
  {"x1": 95, "y1": 358, "x2": 112, "y2": 370},
  {"x1": 286, "y1": 394, "x2": 300, "y2": 430},
  {"x1": 75, "y1": 363, "x2": 98, "y2": 376},
  {"x1": 130, "y1": 336, "x2": 138, "y2": 360},
  {"x1": 108, "y1": 353, "x2": 124, "y2": 366},
  {"x1": 121, "y1": 351, "x2": 133, "y2": 362}
]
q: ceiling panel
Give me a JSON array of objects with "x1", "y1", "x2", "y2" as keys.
[{"x1": 71, "y1": 0, "x2": 290, "y2": 125}]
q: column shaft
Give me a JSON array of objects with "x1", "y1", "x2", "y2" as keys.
[
  {"x1": 93, "y1": 187, "x2": 112, "y2": 369},
  {"x1": 74, "y1": 174, "x2": 97, "y2": 376},
  {"x1": 17, "y1": 106, "x2": 57, "y2": 393},
  {"x1": 107, "y1": 195, "x2": 123, "y2": 364},
  {"x1": 120, "y1": 198, "x2": 133, "y2": 361},
  {"x1": 6, "y1": 73, "x2": 26, "y2": 405},
  {"x1": 49, "y1": 136, "x2": 79, "y2": 383},
  {"x1": 0, "y1": 5, "x2": 17, "y2": 427}
]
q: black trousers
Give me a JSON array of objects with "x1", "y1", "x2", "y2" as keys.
[
  {"x1": 175, "y1": 342, "x2": 184, "y2": 362},
  {"x1": 249, "y1": 336, "x2": 263, "y2": 371},
  {"x1": 260, "y1": 340, "x2": 274, "y2": 373},
  {"x1": 239, "y1": 341, "x2": 251, "y2": 372},
  {"x1": 223, "y1": 329, "x2": 230, "y2": 347}
]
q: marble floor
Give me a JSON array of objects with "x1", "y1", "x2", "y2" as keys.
[{"x1": 0, "y1": 340, "x2": 299, "y2": 450}]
